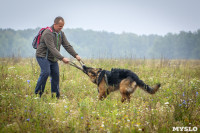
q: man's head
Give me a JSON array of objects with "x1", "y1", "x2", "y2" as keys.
[{"x1": 53, "y1": 16, "x2": 65, "y2": 32}]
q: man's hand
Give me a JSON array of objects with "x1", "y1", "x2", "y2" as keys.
[
  {"x1": 62, "y1": 57, "x2": 70, "y2": 64},
  {"x1": 75, "y1": 55, "x2": 81, "y2": 61}
]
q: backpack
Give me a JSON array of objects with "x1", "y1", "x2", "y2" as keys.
[{"x1": 32, "y1": 27, "x2": 53, "y2": 49}]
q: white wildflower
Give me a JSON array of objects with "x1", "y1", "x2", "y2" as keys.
[
  {"x1": 101, "y1": 124, "x2": 104, "y2": 127},
  {"x1": 165, "y1": 102, "x2": 169, "y2": 105}
]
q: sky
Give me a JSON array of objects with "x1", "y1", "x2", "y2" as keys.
[{"x1": 1, "y1": 0, "x2": 200, "y2": 35}]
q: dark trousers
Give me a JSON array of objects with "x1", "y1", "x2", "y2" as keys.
[{"x1": 35, "y1": 57, "x2": 60, "y2": 98}]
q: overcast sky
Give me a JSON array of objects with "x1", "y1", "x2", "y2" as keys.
[{"x1": 1, "y1": 0, "x2": 200, "y2": 35}]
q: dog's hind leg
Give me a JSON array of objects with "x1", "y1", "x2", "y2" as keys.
[
  {"x1": 120, "y1": 92, "x2": 131, "y2": 103},
  {"x1": 126, "y1": 93, "x2": 131, "y2": 102},
  {"x1": 119, "y1": 77, "x2": 135, "y2": 103}
]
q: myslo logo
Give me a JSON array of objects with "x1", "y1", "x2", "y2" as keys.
[{"x1": 172, "y1": 127, "x2": 198, "y2": 132}]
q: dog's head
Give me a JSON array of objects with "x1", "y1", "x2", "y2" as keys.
[
  {"x1": 82, "y1": 65, "x2": 102, "y2": 84},
  {"x1": 69, "y1": 61, "x2": 102, "y2": 84}
]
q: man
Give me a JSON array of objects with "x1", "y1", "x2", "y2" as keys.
[{"x1": 35, "y1": 16, "x2": 81, "y2": 98}]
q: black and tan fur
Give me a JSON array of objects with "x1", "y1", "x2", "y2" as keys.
[{"x1": 81, "y1": 65, "x2": 161, "y2": 102}]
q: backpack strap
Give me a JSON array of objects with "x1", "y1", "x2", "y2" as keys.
[
  {"x1": 46, "y1": 27, "x2": 53, "y2": 32},
  {"x1": 44, "y1": 27, "x2": 52, "y2": 60}
]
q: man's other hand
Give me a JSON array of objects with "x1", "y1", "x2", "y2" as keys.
[
  {"x1": 75, "y1": 55, "x2": 81, "y2": 61},
  {"x1": 62, "y1": 58, "x2": 70, "y2": 64}
]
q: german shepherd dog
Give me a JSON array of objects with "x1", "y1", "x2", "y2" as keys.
[{"x1": 70, "y1": 61, "x2": 161, "y2": 102}]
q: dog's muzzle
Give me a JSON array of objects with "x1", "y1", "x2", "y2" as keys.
[{"x1": 82, "y1": 65, "x2": 88, "y2": 74}]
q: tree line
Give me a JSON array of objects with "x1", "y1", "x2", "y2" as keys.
[{"x1": 0, "y1": 28, "x2": 199, "y2": 59}]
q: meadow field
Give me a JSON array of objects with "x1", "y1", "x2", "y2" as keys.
[{"x1": 0, "y1": 58, "x2": 200, "y2": 132}]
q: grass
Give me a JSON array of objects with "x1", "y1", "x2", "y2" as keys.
[{"x1": 0, "y1": 58, "x2": 200, "y2": 132}]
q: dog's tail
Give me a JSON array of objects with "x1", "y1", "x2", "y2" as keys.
[{"x1": 137, "y1": 80, "x2": 160, "y2": 94}]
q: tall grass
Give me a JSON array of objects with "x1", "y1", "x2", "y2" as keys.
[{"x1": 0, "y1": 58, "x2": 200, "y2": 132}]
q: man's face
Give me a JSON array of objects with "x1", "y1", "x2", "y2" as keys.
[{"x1": 54, "y1": 20, "x2": 64, "y2": 32}]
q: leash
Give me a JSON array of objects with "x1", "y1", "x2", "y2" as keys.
[
  {"x1": 79, "y1": 60, "x2": 85, "y2": 66},
  {"x1": 69, "y1": 60, "x2": 84, "y2": 70}
]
